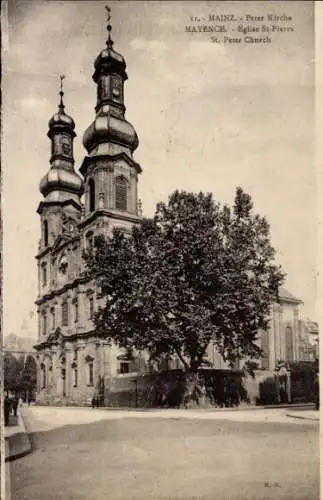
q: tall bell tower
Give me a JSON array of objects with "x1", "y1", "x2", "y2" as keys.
[
  {"x1": 80, "y1": 7, "x2": 142, "y2": 238},
  {"x1": 37, "y1": 77, "x2": 84, "y2": 251}
]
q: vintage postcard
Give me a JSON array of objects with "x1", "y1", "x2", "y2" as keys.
[{"x1": 2, "y1": 1, "x2": 320, "y2": 499}]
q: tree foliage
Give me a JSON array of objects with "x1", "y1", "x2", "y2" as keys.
[
  {"x1": 22, "y1": 355, "x2": 37, "y2": 393},
  {"x1": 4, "y1": 353, "x2": 24, "y2": 393},
  {"x1": 85, "y1": 188, "x2": 284, "y2": 373},
  {"x1": 4, "y1": 352, "x2": 37, "y2": 395}
]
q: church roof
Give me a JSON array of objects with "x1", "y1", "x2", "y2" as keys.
[{"x1": 278, "y1": 287, "x2": 302, "y2": 304}]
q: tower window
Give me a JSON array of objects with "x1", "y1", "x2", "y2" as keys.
[
  {"x1": 89, "y1": 296, "x2": 94, "y2": 319},
  {"x1": 73, "y1": 298, "x2": 79, "y2": 323},
  {"x1": 42, "y1": 311, "x2": 47, "y2": 336},
  {"x1": 115, "y1": 176, "x2": 127, "y2": 211},
  {"x1": 62, "y1": 301, "x2": 69, "y2": 326},
  {"x1": 89, "y1": 178, "x2": 95, "y2": 212},
  {"x1": 85, "y1": 232, "x2": 94, "y2": 252},
  {"x1": 43, "y1": 220, "x2": 49, "y2": 246},
  {"x1": 50, "y1": 307, "x2": 56, "y2": 330},
  {"x1": 42, "y1": 263, "x2": 47, "y2": 286}
]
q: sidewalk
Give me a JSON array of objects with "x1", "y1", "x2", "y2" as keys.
[{"x1": 4, "y1": 407, "x2": 32, "y2": 462}]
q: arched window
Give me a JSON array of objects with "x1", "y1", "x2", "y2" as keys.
[
  {"x1": 72, "y1": 362, "x2": 78, "y2": 387},
  {"x1": 42, "y1": 311, "x2": 47, "y2": 336},
  {"x1": 115, "y1": 176, "x2": 127, "y2": 211},
  {"x1": 89, "y1": 295, "x2": 94, "y2": 319},
  {"x1": 50, "y1": 307, "x2": 55, "y2": 330},
  {"x1": 73, "y1": 298, "x2": 79, "y2": 323},
  {"x1": 85, "y1": 355, "x2": 94, "y2": 386},
  {"x1": 285, "y1": 326, "x2": 293, "y2": 362},
  {"x1": 43, "y1": 220, "x2": 48, "y2": 246},
  {"x1": 42, "y1": 263, "x2": 47, "y2": 287},
  {"x1": 89, "y1": 178, "x2": 95, "y2": 212},
  {"x1": 85, "y1": 231, "x2": 94, "y2": 252},
  {"x1": 41, "y1": 363, "x2": 46, "y2": 388},
  {"x1": 62, "y1": 301, "x2": 69, "y2": 326},
  {"x1": 88, "y1": 361, "x2": 94, "y2": 386}
]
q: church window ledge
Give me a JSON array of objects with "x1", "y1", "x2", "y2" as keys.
[{"x1": 116, "y1": 371, "x2": 140, "y2": 378}]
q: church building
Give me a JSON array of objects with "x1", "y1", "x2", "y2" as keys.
[
  {"x1": 34, "y1": 17, "x2": 305, "y2": 406},
  {"x1": 34, "y1": 20, "x2": 143, "y2": 405}
]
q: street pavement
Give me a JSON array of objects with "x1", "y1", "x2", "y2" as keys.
[
  {"x1": 15, "y1": 405, "x2": 320, "y2": 430},
  {"x1": 8, "y1": 406, "x2": 320, "y2": 500}
]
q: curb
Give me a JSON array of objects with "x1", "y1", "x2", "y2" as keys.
[
  {"x1": 97, "y1": 403, "x2": 315, "y2": 412},
  {"x1": 285, "y1": 412, "x2": 319, "y2": 422},
  {"x1": 34, "y1": 402, "x2": 315, "y2": 412},
  {"x1": 5, "y1": 410, "x2": 32, "y2": 462}
]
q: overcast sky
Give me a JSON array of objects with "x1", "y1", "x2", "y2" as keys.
[{"x1": 3, "y1": 1, "x2": 316, "y2": 338}]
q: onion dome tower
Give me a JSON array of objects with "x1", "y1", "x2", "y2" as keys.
[
  {"x1": 80, "y1": 6, "x2": 142, "y2": 220},
  {"x1": 37, "y1": 77, "x2": 84, "y2": 249}
]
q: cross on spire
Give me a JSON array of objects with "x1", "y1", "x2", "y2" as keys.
[
  {"x1": 105, "y1": 5, "x2": 113, "y2": 47},
  {"x1": 59, "y1": 74, "x2": 66, "y2": 112}
]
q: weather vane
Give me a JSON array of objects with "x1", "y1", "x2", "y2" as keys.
[
  {"x1": 60, "y1": 75, "x2": 65, "y2": 93},
  {"x1": 105, "y1": 5, "x2": 113, "y2": 44}
]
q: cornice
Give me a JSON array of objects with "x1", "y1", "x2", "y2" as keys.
[
  {"x1": 79, "y1": 208, "x2": 141, "y2": 230},
  {"x1": 34, "y1": 329, "x2": 97, "y2": 350},
  {"x1": 37, "y1": 198, "x2": 82, "y2": 215},
  {"x1": 80, "y1": 152, "x2": 142, "y2": 177},
  {"x1": 35, "y1": 275, "x2": 91, "y2": 305}
]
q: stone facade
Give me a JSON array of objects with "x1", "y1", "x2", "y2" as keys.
[{"x1": 34, "y1": 31, "x2": 143, "y2": 405}]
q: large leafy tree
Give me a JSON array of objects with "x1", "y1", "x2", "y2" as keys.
[{"x1": 85, "y1": 188, "x2": 284, "y2": 377}]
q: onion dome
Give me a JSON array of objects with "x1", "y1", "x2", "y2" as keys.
[
  {"x1": 47, "y1": 79, "x2": 76, "y2": 139},
  {"x1": 93, "y1": 38, "x2": 128, "y2": 83},
  {"x1": 83, "y1": 113, "x2": 139, "y2": 153},
  {"x1": 48, "y1": 110, "x2": 75, "y2": 132},
  {"x1": 39, "y1": 167, "x2": 84, "y2": 198},
  {"x1": 93, "y1": 9, "x2": 127, "y2": 83}
]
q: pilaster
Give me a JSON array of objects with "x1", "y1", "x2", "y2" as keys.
[
  {"x1": 278, "y1": 304, "x2": 284, "y2": 360},
  {"x1": 268, "y1": 306, "x2": 276, "y2": 371},
  {"x1": 293, "y1": 306, "x2": 299, "y2": 361},
  {"x1": 65, "y1": 344, "x2": 73, "y2": 397}
]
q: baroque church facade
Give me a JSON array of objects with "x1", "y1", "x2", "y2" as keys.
[
  {"x1": 34, "y1": 21, "x2": 306, "y2": 406},
  {"x1": 35, "y1": 26, "x2": 143, "y2": 405}
]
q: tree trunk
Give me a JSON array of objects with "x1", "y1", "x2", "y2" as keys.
[{"x1": 183, "y1": 371, "x2": 202, "y2": 408}]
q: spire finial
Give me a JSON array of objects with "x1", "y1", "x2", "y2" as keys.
[
  {"x1": 59, "y1": 74, "x2": 65, "y2": 112},
  {"x1": 105, "y1": 5, "x2": 113, "y2": 48}
]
